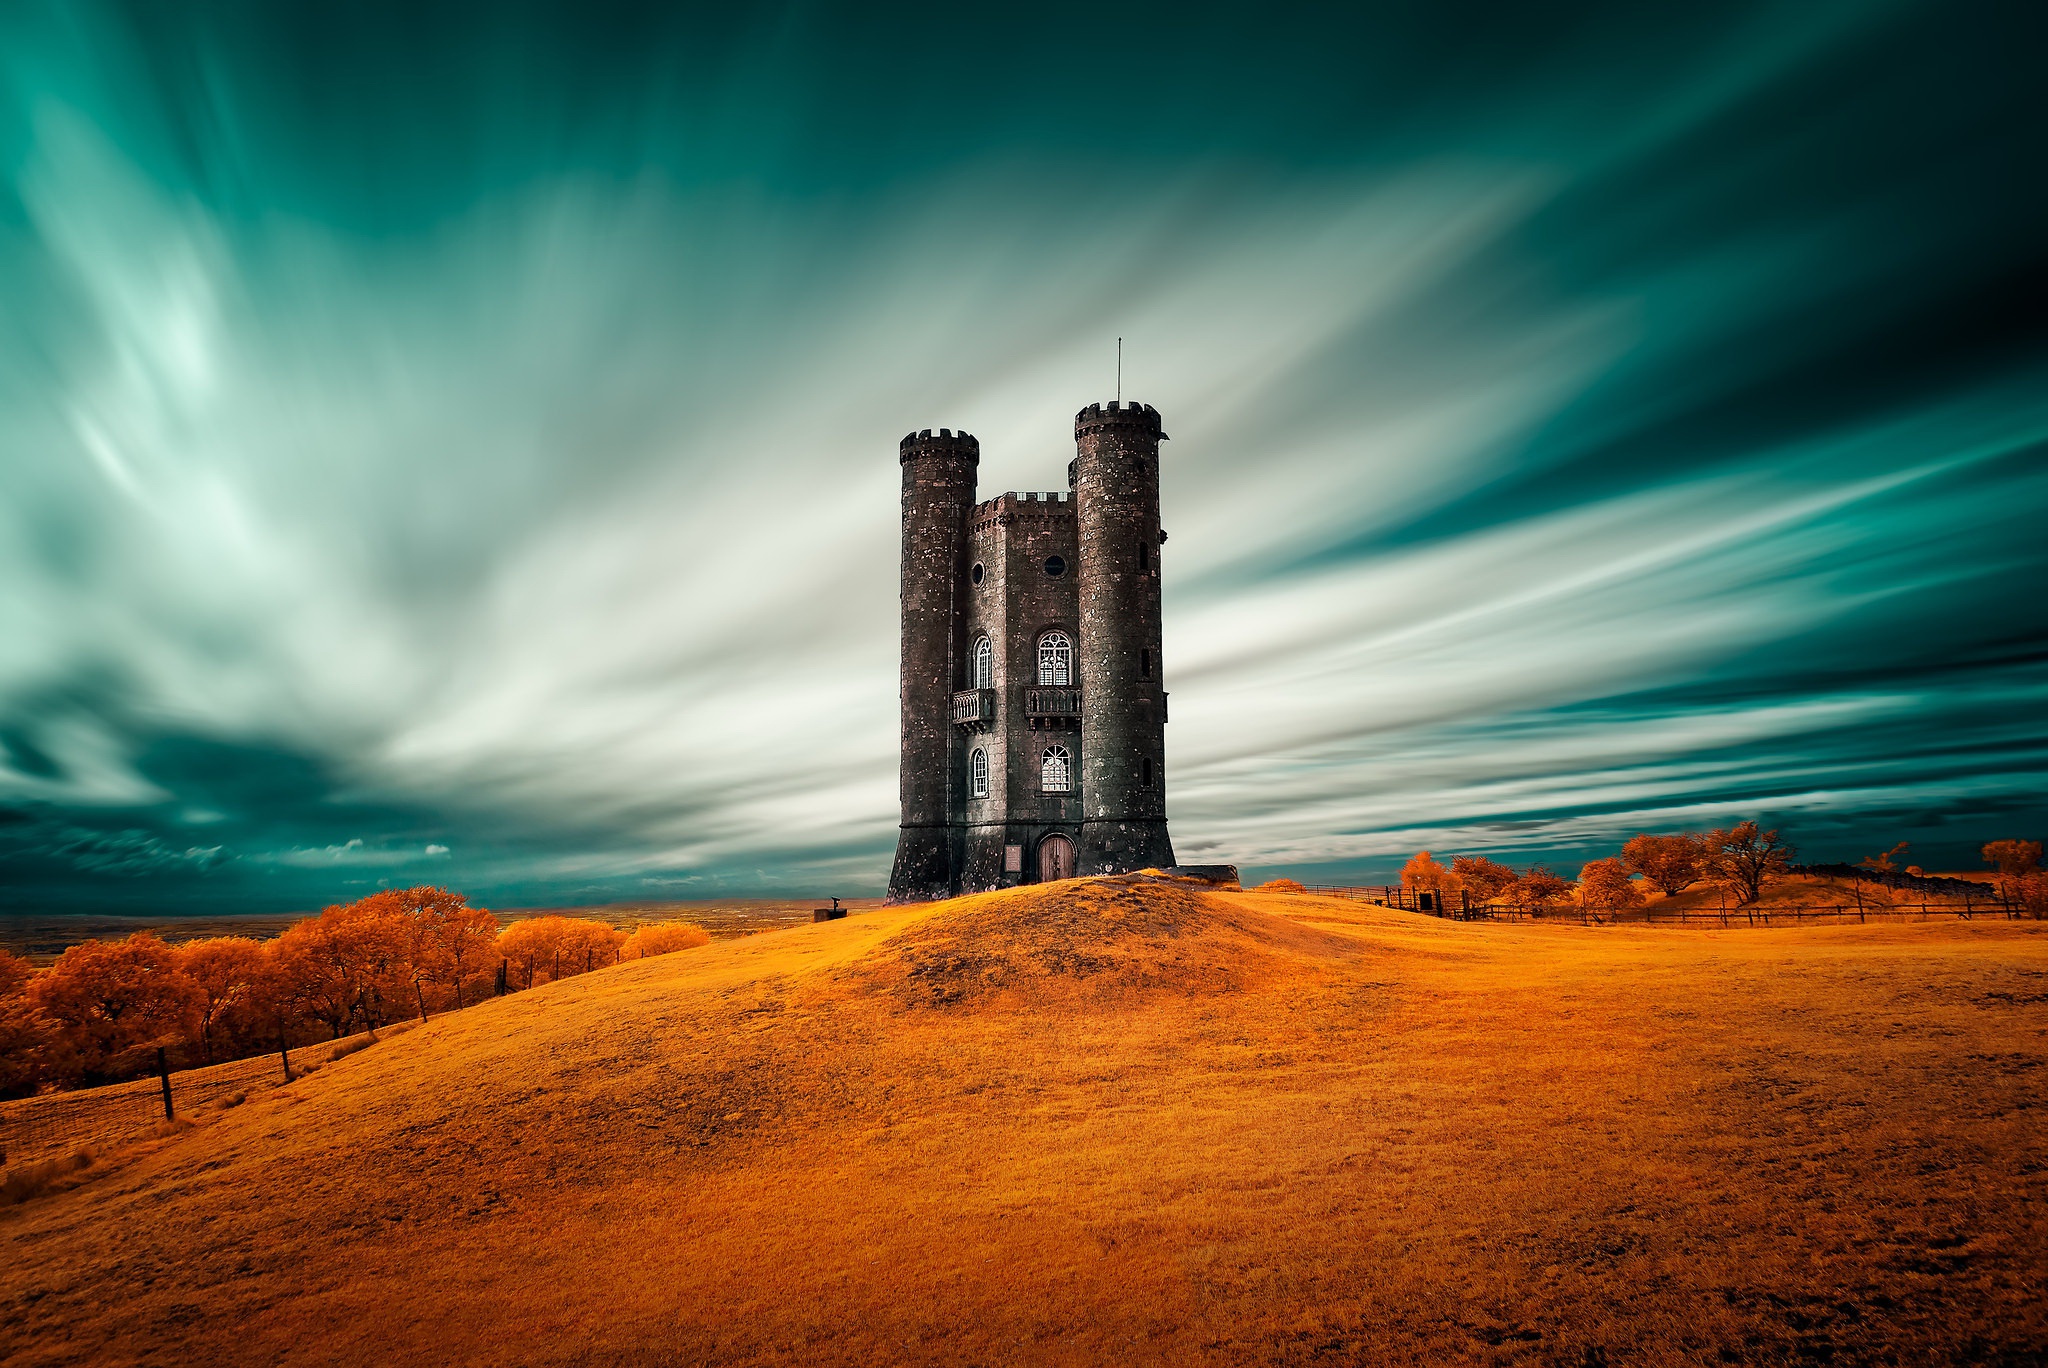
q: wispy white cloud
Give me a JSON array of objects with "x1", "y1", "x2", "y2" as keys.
[{"x1": 1, "y1": 0, "x2": 2042, "y2": 907}]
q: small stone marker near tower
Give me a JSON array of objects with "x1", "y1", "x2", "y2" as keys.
[{"x1": 889, "y1": 401, "x2": 1175, "y2": 901}]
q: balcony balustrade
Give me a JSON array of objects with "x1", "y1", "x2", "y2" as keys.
[
  {"x1": 952, "y1": 688, "x2": 996, "y2": 728},
  {"x1": 1024, "y1": 686, "x2": 1081, "y2": 720}
]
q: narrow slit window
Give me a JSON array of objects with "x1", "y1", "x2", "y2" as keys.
[
  {"x1": 1140, "y1": 648, "x2": 1151, "y2": 680},
  {"x1": 1139, "y1": 541, "x2": 1149, "y2": 571},
  {"x1": 1142, "y1": 756, "x2": 1154, "y2": 788},
  {"x1": 1037, "y1": 631, "x2": 1072, "y2": 686},
  {"x1": 1042, "y1": 744, "x2": 1073, "y2": 794},
  {"x1": 969, "y1": 747, "x2": 989, "y2": 799}
]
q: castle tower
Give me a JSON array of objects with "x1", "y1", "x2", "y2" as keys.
[
  {"x1": 888, "y1": 403, "x2": 1173, "y2": 901},
  {"x1": 1073, "y1": 402, "x2": 1175, "y2": 875},
  {"x1": 888, "y1": 427, "x2": 978, "y2": 901}
]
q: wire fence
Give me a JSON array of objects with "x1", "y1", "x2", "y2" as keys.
[{"x1": 0, "y1": 1023, "x2": 419, "y2": 1171}]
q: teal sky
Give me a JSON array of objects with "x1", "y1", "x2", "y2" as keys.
[{"x1": 1, "y1": 1, "x2": 2043, "y2": 913}]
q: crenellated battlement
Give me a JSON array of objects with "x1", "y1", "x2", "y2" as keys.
[
  {"x1": 971, "y1": 490, "x2": 1074, "y2": 516},
  {"x1": 900, "y1": 428, "x2": 981, "y2": 462},
  {"x1": 1074, "y1": 401, "x2": 1167, "y2": 440}
]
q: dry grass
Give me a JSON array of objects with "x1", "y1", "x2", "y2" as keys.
[
  {"x1": 1, "y1": 877, "x2": 2043, "y2": 1366},
  {"x1": 0, "y1": 1152, "x2": 93, "y2": 1207}
]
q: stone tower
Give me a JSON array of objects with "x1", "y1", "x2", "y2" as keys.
[{"x1": 888, "y1": 402, "x2": 1175, "y2": 901}]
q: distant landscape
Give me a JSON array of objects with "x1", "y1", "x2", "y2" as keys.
[{"x1": 4, "y1": 871, "x2": 2043, "y2": 1365}]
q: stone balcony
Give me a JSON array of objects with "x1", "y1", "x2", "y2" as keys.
[
  {"x1": 1024, "y1": 686, "x2": 1081, "y2": 729},
  {"x1": 952, "y1": 688, "x2": 996, "y2": 729}
]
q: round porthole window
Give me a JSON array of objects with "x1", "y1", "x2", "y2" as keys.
[
  {"x1": 971, "y1": 562, "x2": 985, "y2": 585},
  {"x1": 1044, "y1": 555, "x2": 1066, "y2": 578}
]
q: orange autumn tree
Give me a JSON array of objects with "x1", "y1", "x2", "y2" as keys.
[
  {"x1": 271, "y1": 898, "x2": 410, "y2": 1038},
  {"x1": 1982, "y1": 839, "x2": 2041, "y2": 879},
  {"x1": 355, "y1": 886, "x2": 501, "y2": 1017},
  {"x1": 495, "y1": 916, "x2": 625, "y2": 988},
  {"x1": 1577, "y1": 858, "x2": 1645, "y2": 916},
  {"x1": 26, "y1": 932, "x2": 203, "y2": 1083},
  {"x1": 1451, "y1": 856, "x2": 1517, "y2": 905},
  {"x1": 176, "y1": 937, "x2": 269, "y2": 1064},
  {"x1": 1400, "y1": 851, "x2": 1459, "y2": 901},
  {"x1": 1982, "y1": 839, "x2": 2045, "y2": 915},
  {"x1": 1620, "y1": 833, "x2": 1702, "y2": 897},
  {"x1": 0, "y1": 948, "x2": 57, "y2": 1099},
  {"x1": 0, "y1": 948, "x2": 29, "y2": 999},
  {"x1": 1504, "y1": 866, "x2": 1574, "y2": 917},
  {"x1": 561, "y1": 918, "x2": 627, "y2": 975},
  {"x1": 621, "y1": 922, "x2": 711, "y2": 960},
  {"x1": 1699, "y1": 821, "x2": 1794, "y2": 907}
]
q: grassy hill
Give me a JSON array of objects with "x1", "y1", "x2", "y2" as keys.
[{"x1": 3, "y1": 877, "x2": 2044, "y2": 1366}]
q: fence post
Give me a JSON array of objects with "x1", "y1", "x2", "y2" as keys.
[
  {"x1": 156, "y1": 1047, "x2": 174, "y2": 1121},
  {"x1": 278, "y1": 1028, "x2": 293, "y2": 1084}
]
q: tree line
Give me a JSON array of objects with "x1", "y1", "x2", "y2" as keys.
[
  {"x1": 0, "y1": 887, "x2": 709, "y2": 1099},
  {"x1": 1397, "y1": 825, "x2": 2047, "y2": 917}
]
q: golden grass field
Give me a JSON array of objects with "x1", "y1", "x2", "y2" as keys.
[{"x1": 2, "y1": 878, "x2": 2044, "y2": 1366}]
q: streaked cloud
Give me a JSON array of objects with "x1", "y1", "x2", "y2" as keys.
[{"x1": 0, "y1": 1, "x2": 2042, "y2": 910}]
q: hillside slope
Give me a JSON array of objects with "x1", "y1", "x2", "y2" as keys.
[{"x1": 3, "y1": 877, "x2": 2045, "y2": 1367}]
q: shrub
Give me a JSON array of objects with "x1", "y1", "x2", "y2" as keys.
[
  {"x1": 1, "y1": 1150, "x2": 94, "y2": 1206},
  {"x1": 621, "y1": 923, "x2": 711, "y2": 960},
  {"x1": 1505, "y1": 867, "x2": 1574, "y2": 917},
  {"x1": 1253, "y1": 879, "x2": 1306, "y2": 895}
]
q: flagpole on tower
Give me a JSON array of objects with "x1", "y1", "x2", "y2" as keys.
[{"x1": 1116, "y1": 337, "x2": 1122, "y2": 403}]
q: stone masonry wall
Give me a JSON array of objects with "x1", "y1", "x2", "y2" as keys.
[
  {"x1": 1074, "y1": 403, "x2": 1175, "y2": 875},
  {"x1": 887, "y1": 429, "x2": 977, "y2": 901}
]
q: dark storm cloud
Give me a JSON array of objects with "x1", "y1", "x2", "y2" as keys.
[{"x1": 0, "y1": 0, "x2": 2043, "y2": 912}]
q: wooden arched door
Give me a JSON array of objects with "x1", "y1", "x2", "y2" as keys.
[{"x1": 1037, "y1": 833, "x2": 1076, "y2": 883}]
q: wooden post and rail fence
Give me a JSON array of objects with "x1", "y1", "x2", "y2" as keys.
[{"x1": 1302, "y1": 884, "x2": 2041, "y2": 926}]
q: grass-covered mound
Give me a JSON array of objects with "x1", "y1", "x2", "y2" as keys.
[
  {"x1": 838, "y1": 874, "x2": 1362, "y2": 1008},
  {"x1": 1, "y1": 880, "x2": 2044, "y2": 1366}
]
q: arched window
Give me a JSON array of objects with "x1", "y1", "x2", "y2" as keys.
[
  {"x1": 1037, "y1": 631, "x2": 1072, "y2": 686},
  {"x1": 971, "y1": 636, "x2": 993, "y2": 689},
  {"x1": 1042, "y1": 744, "x2": 1073, "y2": 793},
  {"x1": 969, "y1": 747, "x2": 989, "y2": 799}
]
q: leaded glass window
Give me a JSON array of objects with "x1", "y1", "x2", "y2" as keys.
[
  {"x1": 969, "y1": 747, "x2": 989, "y2": 798},
  {"x1": 1042, "y1": 744, "x2": 1072, "y2": 793},
  {"x1": 1037, "y1": 631, "x2": 1072, "y2": 686}
]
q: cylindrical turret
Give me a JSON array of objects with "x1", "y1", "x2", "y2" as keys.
[
  {"x1": 888, "y1": 427, "x2": 978, "y2": 901},
  {"x1": 1073, "y1": 401, "x2": 1174, "y2": 875}
]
